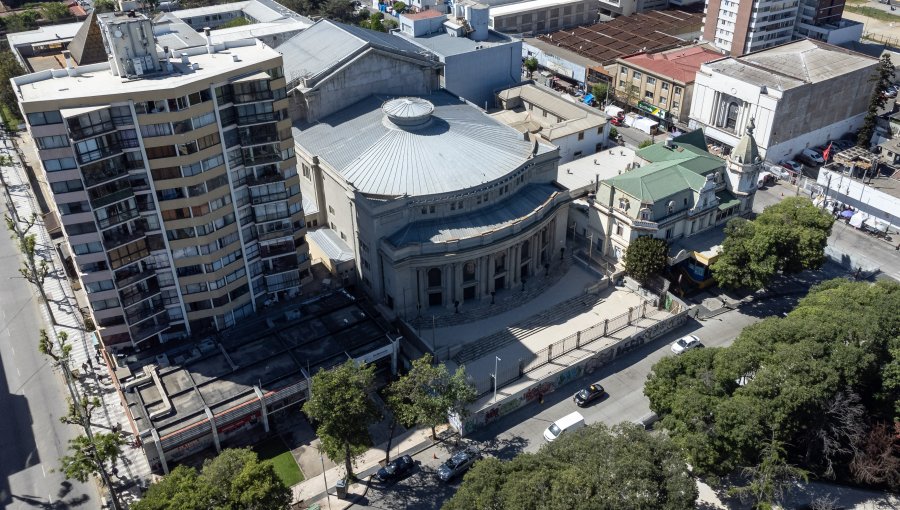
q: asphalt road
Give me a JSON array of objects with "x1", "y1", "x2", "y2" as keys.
[
  {"x1": 351, "y1": 262, "x2": 850, "y2": 510},
  {"x1": 0, "y1": 204, "x2": 99, "y2": 509}
]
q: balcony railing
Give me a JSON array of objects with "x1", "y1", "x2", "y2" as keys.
[
  {"x1": 91, "y1": 186, "x2": 134, "y2": 209},
  {"x1": 260, "y1": 241, "x2": 295, "y2": 259},
  {"x1": 243, "y1": 151, "x2": 282, "y2": 166},
  {"x1": 234, "y1": 90, "x2": 274, "y2": 104},
  {"x1": 69, "y1": 120, "x2": 115, "y2": 141},
  {"x1": 83, "y1": 164, "x2": 128, "y2": 188},
  {"x1": 120, "y1": 278, "x2": 161, "y2": 308},
  {"x1": 254, "y1": 209, "x2": 292, "y2": 223},
  {"x1": 263, "y1": 255, "x2": 299, "y2": 276},
  {"x1": 130, "y1": 315, "x2": 170, "y2": 343},
  {"x1": 246, "y1": 170, "x2": 284, "y2": 187},
  {"x1": 265, "y1": 271, "x2": 301, "y2": 292},
  {"x1": 242, "y1": 132, "x2": 280, "y2": 146},
  {"x1": 250, "y1": 190, "x2": 288, "y2": 206},
  {"x1": 126, "y1": 297, "x2": 166, "y2": 324},
  {"x1": 97, "y1": 207, "x2": 140, "y2": 230},
  {"x1": 236, "y1": 112, "x2": 277, "y2": 126},
  {"x1": 116, "y1": 266, "x2": 156, "y2": 288},
  {"x1": 77, "y1": 143, "x2": 123, "y2": 165},
  {"x1": 102, "y1": 222, "x2": 148, "y2": 251}
]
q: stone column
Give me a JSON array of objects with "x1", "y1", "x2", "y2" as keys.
[
  {"x1": 443, "y1": 264, "x2": 451, "y2": 308},
  {"x1": 511, "y1": 243, "x2": 521, "y2": 286},
  {"x1": 487, "y1": 254, "x2": 496, "y2": 294},
  {"x1": 454, "y1": 263, "x2": 464, "y2": 305},
  {"x1": 417, "y1": 268, "x2": 427, "y2": 314}
]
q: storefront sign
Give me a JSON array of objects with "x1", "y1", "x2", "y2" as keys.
[{"x1": 637, "y1": 100, "x2": 668, "y2": 120}]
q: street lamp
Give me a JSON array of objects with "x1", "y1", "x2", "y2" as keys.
[{"x1": 493, "y1": 356, "x2": 501, "y2": 403}]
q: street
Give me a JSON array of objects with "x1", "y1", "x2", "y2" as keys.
[
  {"x1": 351, "y1": 263, "x2": 848, "y2": 510},
  {"x1": 0, "y1": 201, "x2": 99, "y2": 508}
]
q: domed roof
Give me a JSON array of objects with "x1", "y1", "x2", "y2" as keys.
[
  {"x1": 732, "y1": 118, "x2": 760, "y2": 165},
  {"x1": 383, "y1": 97, "x2": 434, "y2": 127}
]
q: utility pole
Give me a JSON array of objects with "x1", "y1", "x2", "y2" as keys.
[{"x1": 493, "y1": 356, "x2": 501, "y2": 403}]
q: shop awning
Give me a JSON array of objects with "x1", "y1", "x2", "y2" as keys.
[
  {"x1": 583, "y1": 94, "x2": 594, "y2": 104},
  {"x1": 716, "y1": 190, "x2": 740, "y2": 210}
]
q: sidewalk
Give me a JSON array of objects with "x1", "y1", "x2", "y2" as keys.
[
  {"x1": 291, "y1": 425, "x2": 445, "y2": 508},
  {"x1": 0, "y1": 134, "x2": 151, "y2": 507}
]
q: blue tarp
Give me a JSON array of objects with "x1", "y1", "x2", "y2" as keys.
[{"x1": 583, "y1": 94, "x2": 594, "y2": 104}]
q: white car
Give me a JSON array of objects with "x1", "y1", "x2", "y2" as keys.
[
  {"x1": 801, "y1": 148, "x2": 825, "y2": 165},
  {"x1": 671, "y1": 335, "x2": 701, "y2": 354},
  {"x1": 780, "y1": 160, "x2": 802, "y2": 173}
]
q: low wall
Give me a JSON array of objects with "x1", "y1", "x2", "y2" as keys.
[{"x1": 451, "y1": 308, "x2": 690, "y2": 436}]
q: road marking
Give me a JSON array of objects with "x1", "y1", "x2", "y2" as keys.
[
  {"x1": 41, "y1": 464, "x2": 46, "y2": 477},
  {"x1": 16, "y1": 367, "x2": 20, "y2": 376}
]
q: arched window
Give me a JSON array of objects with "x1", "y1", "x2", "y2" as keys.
[
  {"x1": 667, "y1": 200, "x2": 676, "y2": 214},
  {"x1": 427, "y1": 268, "x2": 442, "y2": 288},
  {"x1": 725, "y1": 102, "x2": 739, "y2": 130},
  {"x1": 522, "y1": 240, "x2": 531, "y2": 258},
  {"x1": 463, "y1": 262, "x2": 476, "y2": 282}
]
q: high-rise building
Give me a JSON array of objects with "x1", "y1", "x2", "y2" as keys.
[
  {"x1": 12, "y1": 12, "x2": 309, "y2": 352},
  {"x1": 701, "y1": 0, "x2": 860, "y2": 56}
]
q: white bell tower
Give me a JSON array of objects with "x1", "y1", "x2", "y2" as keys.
[{"x1": 726, "y1": 118, "x2": 762, "y2": 198}]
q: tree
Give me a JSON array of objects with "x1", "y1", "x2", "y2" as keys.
[
  {"x1": 303, "y1": 360, "x2": 379, "y2": 481},
  {"x1": 524, "y1": 56, "x2": 538, "y2": 74},
  {"x1": 644, "y1": 279, "x2": 900, "y2": 484},
  {"x1": 6, "y1": 212, "x2": 51, "y2": 308},
  {"x1": 392, "y1": 1, "x2": 405, "y2": 12},
  {"x1": 134, "y1": 448, "x2": 290, "y2": 510},
  {"x1": 637, "y1": 139, "x2": 653, "y2": 149},
  {"x1": 710, "y1": 197, "x2": 833, "y2": 290},
  {"x1": 2, "y1": 10, "x2": 40, "y2": 33},
  {"x1": 857, "y1": 54, "x2": 894, "y2": 147},
  {"x1": 40, "y1": 2, "x2": 71, "y2": 21},
  {"x1": 609, "y1": 127, "x2": 618, "y2": 140},
  {"x1": 623, "y1": 236, "x2": 668, "y2": 284},
  {"x1": 388, "y1": 354, "x2": 476, "y2": 441},
  {"x1": 444, "y1": 423, "x2": 698, "y2": 510},
  {"x1": 362, "y1": 11, "x2": 386, "y2": 31},
  {"x1": 0, "y1": 50, "x2": 26, "y2": 109},
  {"x1": 730, "y1": 437, "x2": 809, "y2": 510},
  {"x1": 591, "y1": 82, "x2": 608, "y2": 103},
  {"x1": 60, "y1": 432, "x2": 125, "y2": 483},
  {"x1": 92, "y1": 0, "x2": 117, "y2": 12}
]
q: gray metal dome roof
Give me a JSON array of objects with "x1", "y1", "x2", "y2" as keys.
[{"x1": 382, "y1": 97, "x2": 435, "y2": 127}]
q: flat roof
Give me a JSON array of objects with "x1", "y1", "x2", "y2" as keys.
[
  {"x1": 397, "y1": 29, "x2": 516, "y2": 58},
  {"x1": 208, "y1": 19, "x2": 309, "y2": 43},
  {"x1": 703, "y1": 39, "x2": 878, "y2": 91},
  {"x1": 308, "y1": 228, "x2": 354, "y2": 262},
  {"x1": 402, "y1": 9, "x2": 446, "y2": 20},
  {"x1": 7, "y1": 22, "x2": 82, "y2": 47},
  {"x1": 494, "y1": 83, "x2": 607, "y2": 138},
  {"x1": 491, "y1": 0, "x2": 591, "y2": 16},
  {"x1": 533, "y1": 10, "x2": 703, "y2": 66},
  {"x1": 556, "y1": 147, "x2": 635, "y2": 193},
  {"x1": 15, "y1": 41, "x2": 279, "y2": 105},
  {"x1": 294, "y1": 91, "x2": 549, "y2": 197},
  {"x1": 124, "y1": 291, "x2": 392, "y2": 439}
]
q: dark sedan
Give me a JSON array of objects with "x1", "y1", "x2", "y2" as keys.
[
  {"x1": 375, "y1": 455, "x2": 415, "y2": 483},
  {"x1": 573, "y1": 383, "x2": 606, "y2": 407}
]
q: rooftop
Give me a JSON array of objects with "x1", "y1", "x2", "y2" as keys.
[
  {"x1": 531, "y1": 10, "x2": 703, "y2": 66},
  {"x1": 277, "y1": 20, "x2": 433, "y2": 88},
  {"x1": 402, "y1": 9, "x2": 446, "y2": 20},
  {"x1": 493, "y1": 83, "x2": 607, "y2": 139},
  {"x1": 170, "y1": 0, "x2": 310, "y2": 23},
  {"x1": 14, "y1": 41, "x2": 279, "y2": 105},
  {"x1": 6, "y1": 22, "x2": 82, "y2": 48},
  {"x1": 620, "y1": 43, "x2": 723, "y2": 84},
  {"x1": 397, "y1": 28, "x2": 516, "y2": 58},
  {"x1": 293, "y1": 91, "x2": 549, "y2": 197},
  {"x1": 555, "y1": 147, "x2": 636, "y2": 194},
  {"x1": 308, "y1": 228, "x2": 355, "y2": 263},
  {"x1": 208, "y1": 19, "x2": 310, "y2": 44},
  {"x1": 703, "y1": 39, "x2": 878, "y2": 91},
  {"x1": 490, "y1": 0, "x2": 592, "y2": 17}
]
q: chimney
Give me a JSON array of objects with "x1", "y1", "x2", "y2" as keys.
[
  {"x1": 63, "y1": 50, "x2": 73, "y2": 69},
  {"x1": 181, "y1": 52, "x2": 190, "y2": 65},
  {"x1": 204, "y1": 27, "x2": 214, "y2": 54}
]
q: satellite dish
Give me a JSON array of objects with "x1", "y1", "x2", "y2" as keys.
[{"x1": 114, "y1": 30, "x2": 124, "y2": 38}]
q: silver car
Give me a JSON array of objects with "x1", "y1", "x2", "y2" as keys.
[
  {"x1": 671, "y1": 335, "x2": 701, "y2": 354},
  {"x1": 437, "y1": 447, "x2": 481, "y2": 482}
]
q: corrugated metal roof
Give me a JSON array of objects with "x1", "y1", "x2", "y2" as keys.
[
  {"x1": 293, "y1": 91, "x2": 539, "y2": 197},
  {"x1": 387, "y1": 183, "x2": 559, "y2": 246},
  {"x1": 308, "y1": 229, "x2": 354, "y2": 263}
]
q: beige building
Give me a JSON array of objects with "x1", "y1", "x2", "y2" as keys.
[
  {"x1": 611, "y1": 43, "x2": 723, "y2": 129},
  {"x1": 13, "y1": 13, "x2": 309, "y2": 351}
]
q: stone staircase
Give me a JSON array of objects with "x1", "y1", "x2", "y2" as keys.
[
  {"x1": 451, "y1": 292, "x2": 605, "y2": 366},
  {"x1": 410, "y1": 248, "x2": 575, "y2": 330}
]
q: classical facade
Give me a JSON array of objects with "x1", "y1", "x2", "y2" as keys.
[{"x1": 294, "y1": 93, "x2": 568, "y2": 318}]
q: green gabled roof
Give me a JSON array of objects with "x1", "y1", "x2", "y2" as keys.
[
  {"x1": 605, "y1": 160, "x2": 708, "y2": 203},
  {"x1": 635, "y1": 129, "x2": 723, "y2": 176}
]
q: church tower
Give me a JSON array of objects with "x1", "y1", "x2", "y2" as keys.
[{"x1": 726, "y1": 118, "x2": 762, "y2": 212}]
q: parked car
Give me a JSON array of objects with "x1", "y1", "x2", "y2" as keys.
[
  {"x1": 832, "y1": 139, "x2": 854, "y2": 151},
  {"x1": 573, "y1": 383, "x2": 606, "y2": 407},
  {"x1": 815, "y1": 145, "x2": 834, "y2": 162},
  {"x1": 799, "y1": 148, "x2": 825, "y2": 166},
  {"x1": 437, "y1": 447, "x2": 481, "y2": 482},
  {"x1": 375, "y1": 455, "x2": 415, "y2": 483},
  {"x1": 767, "y1": 165, "x2": 791, "y2": 180},
  {"x1": 543, "y1": 411, "x2": 586, "y2": 442},
  {"x1": 671, "y1": 334, "x2": 701, "y2": 354},
  {"x1": 781, "y1": 160, "x2": 802, "y2": 173},
  {"x1": 883, "y1": 87, "x2": 897, "y2": 98}
]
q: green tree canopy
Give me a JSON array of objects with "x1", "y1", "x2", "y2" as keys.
[
  {"x1": 591, "y1": 82, "x2": 608, "y2": 102},
  {"x1": 92, "y1": 0, "x2": 117, "y2": 12},
  {"x1": 524, "y1": 56, "x2": 538, "y2": 73},
  {"x1": 303, "y1": 360, "x2": 379, "y2": 480},
  {"x1": 388, "y1": 353, "x2": 476, "y2": 439},
  {"x1": 710, "y1": 197, "x2": 834, "y2": 290},
  {"x1": 644, "y1": 279, "x2": 900, "y2": 490},
  {"x1": 133, "y1": 448, "x2": 290, "y2": 510},
  {"x1": 443, "y1": 423, "x2": 698, "y2": 510},
  {"x1": 40, "y1": 2, "x2": 71, "y2": 21},
  {"x1": 59, "y1": 432, "x2": 125, "y2": 484},
  {"x1": 623, "y1": 236, "x2": 668, "y2": 284},
  {"x1": 392, "y1": 1, "x2": 406, "y2": 12},
  {"x1": 858, "y1": 54, "x2": 894, "y2": 148},
  {"x1": 0, "y1": 50, "x2": 27, "y2": 110}
]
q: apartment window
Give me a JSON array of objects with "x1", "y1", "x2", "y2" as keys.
[
  {"x1": 26, "y1": 111, "x2": 63, "y2": 126},
  {"x1": 59, "y1": 201, "x2": 91, "y2": 215},
  {"x1": 632, "y1": 71, "x2": 642, "y2": 80},
  {"x1": 661, "y1": 82, "x2": 669, "y2": 91},
  {"x1": 135, "y1": 100, "x2": 167, "y2": 114},
  {"x1": 672, "y1": 101, "x2": 680, "y2": 110},
  {"x1": 67, "y1": 222, "x2": 97, "y2": 235},
  {"x1": 674, "y1": 86, "x2": 683, "y2": 95},
  {"x1": 646, "y1": 77, "x2": 656, "y2": 85},
  {"x1": 659, "y1": 97, "x2": 667, "y2": 106},
  {"x1": 72, "y1": 241, "x2": 103, "y2": 254},
  {"x1": 85, "y1": 279, "x2": 115, "y2": 293},
  {"x1": 110, "y1": 105, "x2": 133, "y2": 126},
  {"x1": 328, "y1": 206, "x2": 335, "y2": 214},
  {"x1": 92, "y1": 297, "x2": 119, "y2": 311},
  {"x1": 167, "y1": 96, "x2": 190, "y2": 112},
  {"x1": 644, "y1": 91, "x2": 654, "y2": 100},
  {"x1": 50, "y1": 179, "x2": 85, "y2": 194},
  {"x1": 43, "y1": 157, "x2": 77, "y2": 172},
  {"x1": 614, "y1": 222, "x2": 623, "y2": 236},
  {"x1": 578, "y1": 132, "x2": 585, "y2": 141},
  {"x1": 618, "y1": 80, "x2": 626, "y2": 88},
  {"x1": 36, "y1": 135, "x2": 69, "y2": 149},
  {"x1": 151, "y1": 166, "x2": 182, "y2": 180},
  {"x1": 619, "y1": 67, "x2": 627, "y2": 76},
  {"x1": 145, "y1": 145, "x2": 177, "y2": 160}
]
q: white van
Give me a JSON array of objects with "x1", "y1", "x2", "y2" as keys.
[{"x1": 543, "y1": 411, "x2": 586, "y2": 442}]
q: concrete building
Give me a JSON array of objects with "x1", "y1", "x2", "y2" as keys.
[
  {"x1": 396, "y1": 4, "x2": 523, "y2": 108},
  {"x1": 569, "y1": 128, "x2": 759, "y2": 288},
  {"x1": 293, "y1": 93, "x2": 569, "y2": 319},
  {"x1": 701, "y1": 0, "x2": 861, "y2": 56},
  {"x1": 488, "y1": 0, "x2": 599, "y2": 35},
  {"x1": 12, "y1": 13, "x2": 310, "y2": 351},
  {"x1": 522, "y1": 10, "x2": 704, "y2": 88},
  {"x1": 493, "y1": 83, "x2": 611, "y2": 163},
  {"x1": 817, "y1": 165, "x2": 899, "y2": 233},
  {"x1": 611, "y1": 43, "x2": 724, "y2": 128},
  {"x1": 169, "y1": 0, "x2": 311, "y2": 31},
  {"x1": 688, "y1": 40, "x2": 877, "y2": 163}
]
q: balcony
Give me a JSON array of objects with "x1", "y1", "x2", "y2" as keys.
[
  {"x1": 68, "y1": 120, "x2": 115, "y2": 141},
  {"x1": 126, "y1": 296, "x2": 166, "y2": 324},
  {"x1": 120, "y1": 278, "x2": 161, "y2": 308},
  {"x1": 246, "y1": 169, "x2": 284, "y2": 187},
  {"x1": 234, "y1": 90, "x2": 274, "y2": 104},
  {"x1": 263, "y1": 255, "x2": 299, "y2": 276},
  {"x1": 241, "y1": 131, "x2": 280, "y2": 147},
  {"x1": 96, "y1": 207, "x2": 140, "y2": 230},
  {"x1": 83, "y1": 162, "x2": 129, "y2": 188},
  {"x1": 76, "y1": 143, "x2": 123, "y2": 165},
  {"x1": 250, "y1": 190, "x2": 288, "y2": 206},
  {"x1": 257, "y1": 223, "x2": 292, "y2": 242},
  {"x1": 115, "y1": 265, "x2": 156, "y2": 288},
  {"x1": 102, "y1": 220, "x2": 148, "y2": 251},
  {"x1": 254, "y1": 209, "x2": 291, "y2": 224},
  {"x1": 236, "y1": 112, "x2": 277, "y2": 126},
  {"x1": 265, "y1": 271, "x2": 300, "y2": 292},
  {"x1": 130, "y1": 315, "x2": 171, "y2": 343},
  {"x1": 260, "y1": 240, "x2": 295, "y2": 259},
  {"x1": 91, "y1": 186, "x2": 133, "y2": 209},
  {"x1": 243, "y1": 150, "x2": 282, "y2": 167}
]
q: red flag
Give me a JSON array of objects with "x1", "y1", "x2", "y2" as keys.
[{"x1": 822, "y1": 142, "x2": 833, "y2": 162}]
